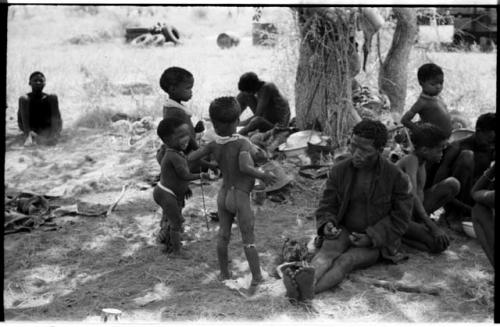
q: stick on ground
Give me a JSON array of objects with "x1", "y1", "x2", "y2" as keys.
[{"x1": 351, "y1": 275, "x2": 441, "y2": 296}]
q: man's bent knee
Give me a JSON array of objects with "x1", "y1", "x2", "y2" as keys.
[{"x1": 444, "y1": 177, "x2": 461, "y2": 197}]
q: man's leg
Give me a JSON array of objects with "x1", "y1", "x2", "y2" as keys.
[
  {"x1": 472, "y1": 203, "x2": 495, "y2": 268},
  {"x1": 314, "y1": 246, "x2": 380, "y2": 294},
  {"x1": 445, "y1": 150, "x2": 474, "y2": 217},
  {"x1": 402, "y1": 220, "x2": 446, "y2": 253},
  {"x1": 310, "y1": 229, "x2": 351, "y2": 283},
  {"x1": 239, "y1": 116, "x2": 274, "y2": 136},
  {"x1": 423, "y1": 177, "x2": 461, "y2": 215}
]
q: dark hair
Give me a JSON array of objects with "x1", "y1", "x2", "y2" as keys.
[
  {"x1": 29, "y1": 71, "x2": 45, "y2": 81},
  {"x1": 209, "y1": 96, "x2": 241, "y2": 123},
  {"x1": 157, "y1": 117, "x2": 187, "y2": 142},
  {"x1": 238, "y1": 72, "x2": 262, "y2": 92},
  {"x1": 476, "y1": 112, "x2": 495, "y2": 132},
  {"x1": 417, "y1": 63, "x2": 443, "y2": 84},
  {"x1": 352, "y1": 119, "x2": 388, "y2": 150},
  {"x1": 159, "y1": 67, "x2": 193, "y2": 93},
  {"x1": 410, "y1": 122, "x2": 448, "y2": 149}
]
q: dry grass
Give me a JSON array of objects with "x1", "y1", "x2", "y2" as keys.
[{"x1": 4, "y1": 5, "x2": 496, "y2": 323}]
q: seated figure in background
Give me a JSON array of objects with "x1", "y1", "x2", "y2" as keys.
[
  {"x1": 18, "y1": 71, "x2": 62, "y2": 146},
  {"x1": 236, "y1": 72, "x2": 290, "y2": 136}
]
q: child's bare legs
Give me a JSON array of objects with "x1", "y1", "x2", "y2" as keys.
[
  {"x1": 234, "y1": 189, "x2": 263, "y2": 285},
  {"x1": 153, "y1": 186, "x2": 183, "y2": 254},
  {"x1": 314, "y1": 246, "x2": 380, "y2": 294},
  {"x1": 472, "y1": 203, "x2": 495, "y2": 268},
  {"x1": 310, "y1": 229, "x2": 351, "y2": 283},
  {"x1": 217, "y1": 187, "x2": 235, "y2": 279}
]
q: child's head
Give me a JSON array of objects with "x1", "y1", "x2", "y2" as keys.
[
  {"x1": 475, "y1": 112, "x2": 495, "y2": 147},
  {"x1": 208, "y1": 96, "x2": 241, "y2": 136},
  {"x1": 417, "y1": 63, "x2": 444, "y2": 96},
  {"x1": 350, "y1": 119, "x2": 388, "y2": 168},
  {"x1": 411, "y1": 122, "x2": 448, "y2": 163},
  {"x1": 157, "y1": 117, "x2": 191, "y2": 151},
  {"x1": 159, "y1": 67, "x2": 194, "y2": 102},
  {"x1": 29, "y1": 71, "x2": 46, "y2": 93},
  {"x1": 238, "y1": 72, "x2": 263, "y2": 93}
]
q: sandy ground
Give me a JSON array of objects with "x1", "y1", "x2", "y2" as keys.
[{"x1": 3, "y1": 126, "x2": 494, "y2": 323}]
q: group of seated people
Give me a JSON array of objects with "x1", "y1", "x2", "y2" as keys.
[{"x1": 16, "y1": 63, "x2": 494, "y2": 297}]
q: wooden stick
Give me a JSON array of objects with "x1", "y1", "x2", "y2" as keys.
[
  {"x1": 106, "y1": 185, "x2": 128, "y2": 216},
  {"x1": 351, "y1": 276, "x2": 441, "y2": 296}
]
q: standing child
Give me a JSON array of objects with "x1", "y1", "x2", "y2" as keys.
[
  {"x1": 18, "y1": 71, "x2": 63, "y2": 146},
  {"x1": 157, "y1": 66, "x2": 214, "y2": 172},
  {"x1": 154, "y1": 117, "x2": 209, "y2": 256},
  {"x1": 401, "y1": 63, "x2": 452, "y2": 139},
  {"x1": 396, "y1": 123, "x2": 460, "y2": 253},
  {"x1": 189, "y1": 97, "x2": 278, "y2": 296}
]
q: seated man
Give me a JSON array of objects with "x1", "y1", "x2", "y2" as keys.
[
  {"x1": 311, "y1": 119, "x2": 413, "y2": 294},
  {"x1": 397, "y1": 123, "x2": 460, "y2": 253},
  {"x1": 236, "y1": 72, "x2": 290, "y2": 136},
  {"x1": 471, "y1": 162, "x2": 495, "y2": 268},
  {"x1": 18, "y1": 71, "x2": 62, "y2": 146},
  {"x1": 432, "y1": 113, "x2": 495, "y2": 222}
]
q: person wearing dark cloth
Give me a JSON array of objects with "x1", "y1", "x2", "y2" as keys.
[
  {"x1": 432, "y1": 113, "x2": 496, "y2": 223},
  {"x1": 397, "y1": 123, "x2": 460, "y2": 253},
  {"x1": 311, "y1": 120, "x2": 413, "y2": 294},
  {"x1": 18, "y1": 71, "x2": 62, "y2": 146},
  {"x1": 401, "y1": 63, "x2": 453, "y2": 139},
  {"x1": 156, "y1": 66, "x2": 214, "y2": 173},
  {"x1": 189, "y1": 97, "x2": 277, "y2": 296},
  {"x1": 153, "y1": 117, "x2": 209, "y2": 256},
  {"x1": 236, "y1": 72, "x2": 290, "y2": 136},
  {"x1": 471, "y1": 162, "x2": 495, "y2": 268}
]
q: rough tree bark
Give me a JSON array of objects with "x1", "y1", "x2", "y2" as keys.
[
  {"x1": 294, "y1": 7, "x2": 361, "y2": 148},
  {"x1": 378, "y1": 8, "x2": 418, "y2": 113}
]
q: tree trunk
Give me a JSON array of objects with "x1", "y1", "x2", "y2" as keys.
[
  {"x1": 294, "y1": 7, "x2": 361, "y2": 148},
  {"x1": 379, "y1": 8, "x2": 418, "y2": 113}
]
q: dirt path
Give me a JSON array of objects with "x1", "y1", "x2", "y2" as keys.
[{"x1": 3, "y1": 127, "x2": 494, "y2": 322}]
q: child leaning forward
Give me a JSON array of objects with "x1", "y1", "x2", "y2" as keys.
[{"x1": 189, "y1": 97, "x2": 277, "y2": 296}]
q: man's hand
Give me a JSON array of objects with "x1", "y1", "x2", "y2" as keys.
[
  {"x1": 349, "y1": 232, "x2": 373, "y2": 247},
  {"x1": 261, "y1": 171, "x2": 278, "y2": 186},
  {"x1": 430, "y1": 226, "x2": 450, "y2": 250},
  {"x1": 200, "y1": 172, "x2": 211, "y2": 181},
  {"x1": 323, "y1": 222, "x2": 342, "y2": 238}
]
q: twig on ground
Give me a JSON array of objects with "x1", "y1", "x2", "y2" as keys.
[
  {"x1": 106, "y1": 184, "x2": 128, "y2": 216},
  {"x1": 351, "y1": 275, "x2": 441, "y2": 296}
]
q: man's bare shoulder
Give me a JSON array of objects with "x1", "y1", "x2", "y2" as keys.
[{"x1": 397, "y1": 154, "x2": 420, "y2": 170}]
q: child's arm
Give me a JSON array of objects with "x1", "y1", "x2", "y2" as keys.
[
  {"x1": 471, "y1": 162, "x2": 495, "y2": 207},
  {"x1": 48, "y1": 94, "x2": 62, "y2": 136},
  {"x1": 170, "y1": 153, "x2": 203, "y2": 181},
  {"x1": 432, "y1": 144, "x2": 460, "y2": 185},
  {"x1": 401, "y1": 101, "x2": 423, "y2": 132},
  {"x1": 188, "y1": 143, "x2": 212, "y2": 162},
  {"x1": 18, "y1": 95, "x2": 31, "y2": 136},
  {"x1": 238, "y1": 141, "x2": 278, "y2": 185},
  {"x1": 254, "y1": 83, "x2": 274, "y2": 118}
]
